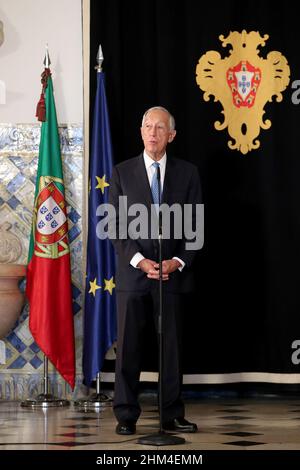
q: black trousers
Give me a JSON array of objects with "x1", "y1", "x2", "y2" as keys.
[{"x1": 113, "y1": 290, "x2": 184, "y2": 424}]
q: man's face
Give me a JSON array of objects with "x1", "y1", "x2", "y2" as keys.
[{"x1": 140, "y1": 109, "x2": 176, "y2": 160}]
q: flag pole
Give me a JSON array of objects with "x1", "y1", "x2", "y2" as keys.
[
  {"x1": 74, "y1": 45, "x2": 112, "y2": 410},
  {"x1": 74, "y1": 372, "x2": 111, "y2": 409},
  {"x1": 21, "y1": 45, "x2": 73, "y2": 408},
  {"x1": 21, "y1": 354, "x2": 70, "y2": 408}
]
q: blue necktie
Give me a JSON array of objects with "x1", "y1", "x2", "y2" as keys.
[{"x1": 151, "y1": 162, "x2": 161, "y2": 205}]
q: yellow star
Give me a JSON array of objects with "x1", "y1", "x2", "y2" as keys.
[
  {"x1": 104, "y1": 277, "x2": 116, "y2": 295},
  {"x1": 95, "y1": 175, "x2": 109, "y2": 194},
  {"x1": 88, "y1": 278, "x2": 101, "y2": 297},
  {"x1": 88, "y1": 178, "x2": 91, "y2": 195}
]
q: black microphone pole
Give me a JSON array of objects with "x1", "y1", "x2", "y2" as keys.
[
  {"x1": 138, "y1": 165, "x2": 185, "y2": 446},
  {"x1": 158, "y1": 166, "x2": 163, "y2": 434}
]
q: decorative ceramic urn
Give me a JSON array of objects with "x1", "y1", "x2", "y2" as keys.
[{"x1": 0, "y1": 223, "x2": 26, "y2": 339}]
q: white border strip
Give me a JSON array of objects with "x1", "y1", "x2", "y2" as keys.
[
  {"x1": 100, "y1": 372, "x2": 300, "y2": 384},
  {"x1": 82, "y1": 0, "x2": 90, "y2": 276}
]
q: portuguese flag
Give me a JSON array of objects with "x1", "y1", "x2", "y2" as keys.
[{"x1": 26, "y1": 69, "x2": 75, "y2": 389}]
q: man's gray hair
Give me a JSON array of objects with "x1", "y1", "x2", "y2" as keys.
[{"x1": 142, "y1": 106, "x2": 176, "y2": 131}]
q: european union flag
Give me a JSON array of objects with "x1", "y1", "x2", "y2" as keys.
[{"x1": 83, "y1": 70, "x2": 117, "y2": 386}]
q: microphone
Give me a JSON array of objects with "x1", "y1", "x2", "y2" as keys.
[{"x1": 157, "y1": 165, "x2": 162, "y2": 236}]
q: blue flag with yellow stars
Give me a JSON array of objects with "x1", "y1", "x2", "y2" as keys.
[{"x1": 83, "y1": 71, "x2": 117, "y2": 386}]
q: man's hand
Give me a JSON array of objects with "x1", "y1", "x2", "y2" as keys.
[
  {"x1": 137, "y1": 259, "x2": 169, "y2": 281},
  {"x1": 157, "y1": 259, "x2": 182, "y2": 275},
  {"x1": 138, "y1": 258, "x2": 182, "y2": 281}
]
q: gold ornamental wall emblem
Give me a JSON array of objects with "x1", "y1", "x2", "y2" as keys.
[{"x1": 195, "y1": 30, "x2": 290, "y2": 154}]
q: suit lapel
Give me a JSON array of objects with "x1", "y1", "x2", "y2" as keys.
[
  {"x1": 133, "y1": 154, "x2": 153, "y2": 206},
  {"x1": 162, "y1": 157, "x2": 175, "y2": 204}
]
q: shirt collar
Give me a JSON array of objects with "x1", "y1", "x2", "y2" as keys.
[{"x1": 143, "y1": 151, "x2": 167, "y2": 171}]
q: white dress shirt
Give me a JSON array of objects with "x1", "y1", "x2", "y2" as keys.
[
  {"x1": 130, "y1": 152, "x2": 185, "y2": 271},
  {"x1": 143, "y1": 151, "x2": 167, "y2": 188}
]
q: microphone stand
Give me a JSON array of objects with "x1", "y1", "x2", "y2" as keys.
[{"x1": 138, "y1": 165, "x2": 185, "y2": 446}]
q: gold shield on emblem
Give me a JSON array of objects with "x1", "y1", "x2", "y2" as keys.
[{"x1": 196, "y1": 30, "x2": 290, "y2": 154}]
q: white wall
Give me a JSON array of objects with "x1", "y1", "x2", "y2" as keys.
[{"x1": 0, "y1": 0, "x2": 83, "y2": 123}]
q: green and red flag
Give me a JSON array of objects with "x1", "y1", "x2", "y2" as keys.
[{"x1": 26, "y1": 68, "x2": 75, "y2": 389}]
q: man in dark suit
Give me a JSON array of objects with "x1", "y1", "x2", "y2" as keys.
[{"x1": 108, "y1": 106, "x2": 202, "y2": 435}]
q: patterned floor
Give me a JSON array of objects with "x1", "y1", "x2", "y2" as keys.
[{"x1": 1, "y1": 397, "x2": 300, "y2": 451}]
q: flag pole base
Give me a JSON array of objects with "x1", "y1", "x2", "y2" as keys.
[
  {"x1": 20, "y1": 393, "x2": 70, "y2": 408},
  {"x1": 73, "y1": 392, "x2": 112, "y2": 409},
  {"x1": 138, "y1": 431, "x2": 185, "y2": 446}
]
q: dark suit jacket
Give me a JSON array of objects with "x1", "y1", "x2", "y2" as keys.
[{"x1": 108, "y1": 153, "x2": 202, "y2": 293}]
